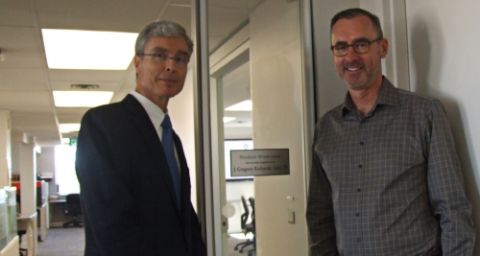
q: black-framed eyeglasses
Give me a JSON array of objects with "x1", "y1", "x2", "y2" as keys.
[
  {"x1": 331, "y1": 37, "x2": 383, "y2": 57},
  {"x1": 138, "y1": 51, "x2": 190, "y2": 66}
]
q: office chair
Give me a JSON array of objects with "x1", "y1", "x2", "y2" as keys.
[
  {"x1": 234, "y1": 196, "x2": 256, "y2": 255},
  {"x1": 63, "y1": 193, "x2": 83, "y2": 228}
]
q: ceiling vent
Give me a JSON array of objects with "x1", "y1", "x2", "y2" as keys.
[
  {"x1": 70, "y1": 83, "x2": 100, "y2": 89},
  {"x1": 0, "y1": 48, "x2": 5, "y2": 62}
]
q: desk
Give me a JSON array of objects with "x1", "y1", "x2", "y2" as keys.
[
  {"x1": 48, "y1": 198, "x2": 66, "y2": 228},
  {"x1": 37, "y1": 202, "x2": 49, "y2": 241},
  {"x1": 17, "y1": 212, "x2": 37, "y2": 256},
  {"x1": 0, "y1": 236, "x2": 19, "y2": 256}
]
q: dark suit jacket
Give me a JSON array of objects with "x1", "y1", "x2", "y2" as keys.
[{"x1": 75, "y1": 95, "x2": 206, "y2": 256}]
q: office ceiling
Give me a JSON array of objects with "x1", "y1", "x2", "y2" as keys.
[{"x1": 0, "y1": 0, "x2": 259, "y2": 146}]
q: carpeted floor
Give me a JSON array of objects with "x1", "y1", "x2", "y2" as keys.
[
  {"x1": 35, "y1": 227, "x2": 255, "y2": 256},
  {"x1": 36, "y1": 227, "x2": 85, "y2": 256}
]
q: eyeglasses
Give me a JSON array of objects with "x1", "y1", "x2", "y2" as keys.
[
  {"x1": 331, "y1": 37, "x2": 383, "y2": 57},
  {"x1": 139, "y1": 51, "x2": 190, "y2": 66}
]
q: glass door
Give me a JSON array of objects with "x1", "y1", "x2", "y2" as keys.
[
  {"x1": 203, "y1": 0, "x2": 313, "y2": 255},
  {"x1": 207, "y1": 1, "x2": 260, "y2": 255},
  {"x1": 210, "y1": 49, "x2": 254, "y2": 255}
]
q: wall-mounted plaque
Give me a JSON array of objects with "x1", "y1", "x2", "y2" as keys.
[{"x1": 230, "y1": 148, "x2": 289, "y2": 177}]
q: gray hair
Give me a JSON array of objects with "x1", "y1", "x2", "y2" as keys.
[{"x1": 135, "y1": 20, "x2": 194, "y2": 56}]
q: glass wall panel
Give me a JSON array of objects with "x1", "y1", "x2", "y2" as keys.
[{"x1": 205, "y1": 0, "x2": 311, "y2": 255}]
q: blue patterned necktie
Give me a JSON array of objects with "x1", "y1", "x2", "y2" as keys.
[{"x1": 161, "y1": 114, "x2": 181, "y2": 207}]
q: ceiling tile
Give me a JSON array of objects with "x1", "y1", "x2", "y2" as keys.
[
  {"x1": 0, "y1": 91, "x2": 53, "y2": 111},
  {"x1": 0, "y1": 27, "x2": 46, "y2": 68},
  {"x1": 36, "y1": 0, "x2": 169, "y2": 32},
  {"x1": 48, "y1": 69, "x2": 128, "y2": 82},
  {"x1": 0, "y1": 68, "x2": 49, "y2": 91},
  {"x1": 0, "y1": 0, "x2": 34, "y2": 27}
]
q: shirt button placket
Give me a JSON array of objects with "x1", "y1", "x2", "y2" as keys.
[
  {"x1": 358, "y1": 141, "x2": 365, "y2": 169},
  {"x1": 357, "y1": 123, "x2": 366, "y2": 252}
]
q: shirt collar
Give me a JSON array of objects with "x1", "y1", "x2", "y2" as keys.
[
  {"x1": 341, "y1": 76, "x2": 400, "y2": 117},
  {"x1": 129, "y1": 90, "x2": 166, "y2": 131}
]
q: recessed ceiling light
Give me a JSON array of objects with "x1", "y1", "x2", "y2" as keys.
[
  {"x1": 42, "y1": 29, "x2": 137, "y2": 70},
  {"x1": 225, "y1": 100, "x2": 252, "y2": 111},
  {"x1": 59, "y1": 123, "x2": 81, "y2": 133},
  {"x1": 53, "y1": 90, "x2": 113, "y2": 107}
]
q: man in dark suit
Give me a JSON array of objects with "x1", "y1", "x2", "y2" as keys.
[{"x1": 76, "y1": 20, "x2": 206, "y2": 256}]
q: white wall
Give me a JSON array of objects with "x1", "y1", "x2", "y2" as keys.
[
  {"x1": 405, "y1": 1, "x2": 480, "y2": 253},
  {"x1": 0, "y1": 110, "x2": 12, "y2": 187},
  {"x1": 11, "y1": 134, "x2": 37, "y2": 214},
  {"x1": 37, "y1": 146, "x2": 54, "y2": 178},
  {"x1": 250, "y1": 0, "x2": 309, "y2": 255},
  {"x1": 37, "y1": 146, "x2": 56, "y2": 195}
]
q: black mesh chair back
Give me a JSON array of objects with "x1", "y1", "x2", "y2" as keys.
[
  {"x1": 63, "y1": 193, "x2": 83, "y2": 227},
  {"x1": 234, "y1": 196, "x2": 256, "y2": 255},
  {"x1": 240, "y1": 196, "x2": 250, "y2": 230}
]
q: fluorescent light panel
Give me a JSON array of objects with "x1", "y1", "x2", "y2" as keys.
[
  {"x1": 53, "y1": 91, "x2": 113, "y2": 107},
  {"x1": 59, "y1": 123, "x2": 81, "y2": 133},
  {"x1": 225, "y1": 100, "x2": 252, "y2": 111},
  {"x1": 42, "y1": 29, "x2": 137, "y2": 70},
  {"x1": 223, "y1": 117, "x2": 236, "y2": 123}
]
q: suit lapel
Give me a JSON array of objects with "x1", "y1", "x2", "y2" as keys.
[
  {"x1": 172, "y1": 133, "x2": 191, "y2": 208},
  {"x1": 172, "y1": 132, "x2": 194, "y2": 252},
  {"x1": 120, "y1": 95, "x2": 182, "y2": 216},
  {"x1": 122, "y1": 95, "x2": 194, "y2": 251}
]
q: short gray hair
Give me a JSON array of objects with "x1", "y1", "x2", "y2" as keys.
[
  {"x1": 331, "y1": 8, "x2": 384, "y2": 40},
  {"x1": 135, "y1": 20, "x2": 194, "y2": 56}
]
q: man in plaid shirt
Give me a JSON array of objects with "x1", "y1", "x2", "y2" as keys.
[{"x1": 306, "y1": 8, "x2": 475, "y2": 256}]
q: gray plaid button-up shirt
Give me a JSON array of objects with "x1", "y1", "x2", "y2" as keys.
[{"x1": 307, "y1": 77, "x2": 475, "y2": 256}]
